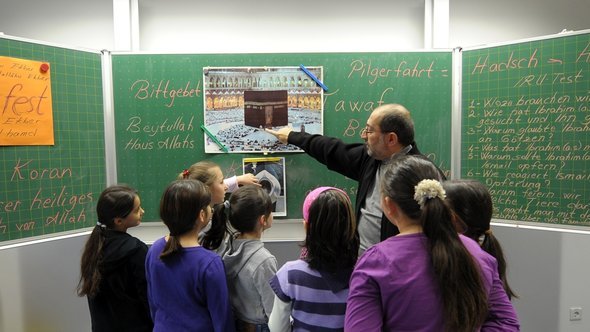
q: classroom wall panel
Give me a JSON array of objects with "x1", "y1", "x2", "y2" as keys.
[
  {"x1": 461, "y1": 31, "x2": 590, "y2": 227},
  {"x1": 0, "y1": 36, "x2": 107, "y2": 244}
]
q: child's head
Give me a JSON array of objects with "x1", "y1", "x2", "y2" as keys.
[
  {"x1": 379, "y1": 155, "x2": 467, "y2": 238},
  {"x1": 303, "y1": 187, "x2": 358, "y2": 272},
  {"x1": 443, "y1": 179, "x2": 518, "y2": 300},
  {"x1": 179, "y1": 161, "x2": 227, "y2": 205},
  {"x1": 96, "y1": 185, "x2": 143, "y2": 231},
  {"x1": 302, "y1": 186, "x2": 336, "y2": 222},
  {"x1": 160, "y1": 179, "x2": 212, "y2": 238},
  {"x1": 443, "y1": 179, "x2": 492, "y2": 241},
  {"x1": 227, "y1": 185, "x2": 273, "y2": 234},
  {"x1": 379, "y1": 156, "x2": 446, "y2": 222}
]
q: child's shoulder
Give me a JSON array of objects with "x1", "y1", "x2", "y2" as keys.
[
  {"x1": 128, "y1": 234, "x2": 149, "y2": 248},
  {"x1": 278, "y1": 259, "x2": 312, "y2": 273},
  {"x1": 149, "y1": 236, "x2": 167, "y2": 249},
  {"x1": 183, "y1": 246, "x2": 225, "y2": 271},
  {"x1": 258, "y1": 244, "x2": 276, "y2": 259}
]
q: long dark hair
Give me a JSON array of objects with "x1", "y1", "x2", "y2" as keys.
[
  {"x1": 443, "y1": 179, "x2": 518, "y2": 300},
  {"x1": 227, "y1": 185, "x2": 273, "y2": 233},
  {"x1": 381, "y1": 156, "x2": 488, "y2": 332},
  {"x1": 159, "y1": 179, "x2": 211, "y2": 260},
  {"x1": 179, "y1": 160, "x2": 227, "y2": 250},
  {"x1": 304, "y1": 189, "x2": 359, "y2": 272},
  {"x1": 202, "y1": 204, "x2": 230, "y2": 250},
  {"x1": 77, "y1": 185, "x2": 138, "y2": 298}
]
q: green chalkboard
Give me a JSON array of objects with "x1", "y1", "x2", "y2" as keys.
[
  {"x1": 112, "y1": 52, "x2": 452, "y2": 221},
  {"x1": 0, "y1": 36, "x2": 106, "y2": 242},
  {"x1": 462, "y1": 31, "x2": 590, "y2": 227}
]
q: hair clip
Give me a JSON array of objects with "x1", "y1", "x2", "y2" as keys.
[
  {"x1": 182, "y1": 169, "x2": 190, "y2": 179},
  {"x1": 414, "y1": 179, "x2": 446, "y2": 209}
]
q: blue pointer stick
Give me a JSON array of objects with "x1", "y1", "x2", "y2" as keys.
[
  {"x1": 299, "y1": 64, "x2": 328, "y2": 91},
  {"x1": 200, "y1": 125, "x2": 228, "y2": 153}
]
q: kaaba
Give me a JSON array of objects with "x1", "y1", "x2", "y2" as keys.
[{"x1": 243, "y1": 90, "x2": 288, "y2": 128}]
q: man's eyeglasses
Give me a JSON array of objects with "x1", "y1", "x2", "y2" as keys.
[{"x1": 361, "y1": 126, "x2": 388, "y2": 134}]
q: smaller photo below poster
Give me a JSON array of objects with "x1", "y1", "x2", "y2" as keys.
[
  {"x1": 243, "y1": 157, "x2": 287, "y2": 217},
  {"x1": 203, "y1": 66, "x2": 324, "y2": 153}
]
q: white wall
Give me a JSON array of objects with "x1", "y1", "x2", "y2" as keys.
[
  {"x1": 0, "y1": 0, "x2": 114, "y2": 50},
  {"x1": 1, "y1": 0, "x2": 589, "y2": 331},
  {"x1": 137, "y1": 0, "x2": 425, "y2": 52},
  {"x1": 0, "y1": 234, "x2": 92, "y2": 332},
  {"x1": 449, "y1": 0, "x2": 589, "y2": 47},
  {"x1": 493, "y1": 225, "x2": 590, "y2": 332},
  {"x1": 2, "y1": 0, "x2": 588, "y2": 52}
]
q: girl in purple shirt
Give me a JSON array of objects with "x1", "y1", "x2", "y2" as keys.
[{"x1": 345, "y1": 155, "x2": 520, "y2": 332}]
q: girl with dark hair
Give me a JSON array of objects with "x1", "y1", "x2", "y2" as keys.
[
  {"x1": 345, "y1": 155, "x2": 520, "y2": 332},
  {"x1": 179, "y1": 160, "x2": 259, "y2": 254},
  {"x1": 222, "y1": 185, "x2": 277, "y2": 332},
  {"x1": 443, "y1": 179, "x2": 518, "y2": 300},
  {"x1": 145, "y1": 179, "x2": 234, "y2": 332},
  {"x1": 77, "y1": 185, "x2": 153, "y2": 332},
  {"x1": 269, "y1": 186, "x2": 359, "y2": 331}
]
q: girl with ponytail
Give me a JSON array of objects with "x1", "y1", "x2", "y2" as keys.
[
  {"x1": 145, "y1": 179, "x2": 234, "y2": 331},
  {"x1": 345, "y1": 155, "x2": 519, "y2": 332},
  {"x1": 443, "y1": 179, "x2": 518, "y2": 300},
  {"x1": 77, "y1": 185, "x2": 153, "y2": 331}
]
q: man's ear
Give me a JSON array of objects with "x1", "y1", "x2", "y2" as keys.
[{"x1": 385, "y1": 131, "x2": 399, "y2": 146}]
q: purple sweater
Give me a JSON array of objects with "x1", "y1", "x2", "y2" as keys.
[
  {"x1": 345, "y1": 233, "x2": 520, "y2": 331},
  {"x1": 145, "y1": 237, "x2": 235, "y2": 332}
]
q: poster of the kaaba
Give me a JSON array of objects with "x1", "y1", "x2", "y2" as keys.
[{"x1": 203, "y1": 66, "x2": 323, "y2": 153}]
